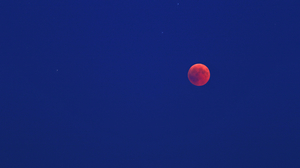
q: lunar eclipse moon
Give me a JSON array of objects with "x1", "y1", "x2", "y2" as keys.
[{"x1": 188, "y1": 63, "x2": 210, "y2": 86}]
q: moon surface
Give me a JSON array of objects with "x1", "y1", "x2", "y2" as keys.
[{"x1": 188, "y1": 63, "x2": 210, "y2": 86}]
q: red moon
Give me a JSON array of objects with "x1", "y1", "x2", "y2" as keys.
[{"x1": 188, "y1": 63, "x2": 210, "y2": 86}]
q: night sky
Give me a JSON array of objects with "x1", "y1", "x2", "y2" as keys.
[{"x1": 1, "y1": 1, "x2": 299, "y2": 167}]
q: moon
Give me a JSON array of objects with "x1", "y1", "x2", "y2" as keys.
[{"x1": 188, "y1": 63, "x2": 210, "y2": 86}]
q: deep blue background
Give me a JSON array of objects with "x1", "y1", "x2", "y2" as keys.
[{"x1": 1, "y1": 1, "x2": 299, "y2": 167}]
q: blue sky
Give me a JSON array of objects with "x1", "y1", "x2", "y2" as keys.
[{"x1": 0, "y1": 1, "x2": 299, "y2": 167}]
